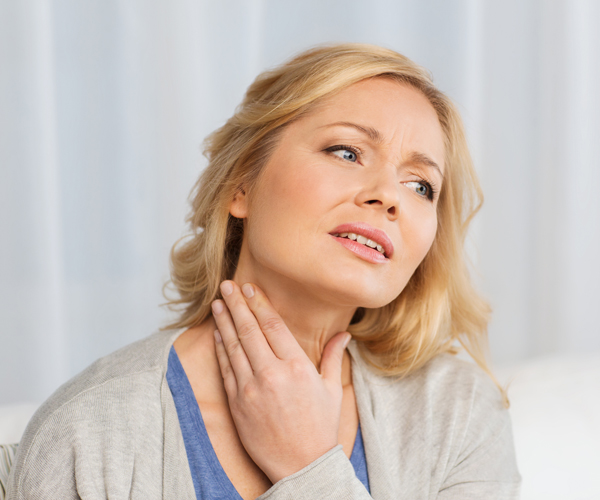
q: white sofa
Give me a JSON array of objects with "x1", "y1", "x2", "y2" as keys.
[
  {"x1": 496, "y1": 352, "x2": 600, "y2": 500},
  {"x1": 0, "y1": 403, "x2": 37, "y2": 498}
]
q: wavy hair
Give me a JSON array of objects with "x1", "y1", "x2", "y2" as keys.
[{"x1": 163, "y1": 43, "x2": 504, "y2": 404}]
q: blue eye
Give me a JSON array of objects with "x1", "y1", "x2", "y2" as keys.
[
  {"x1": 404, "y1": 181, "x2": 434, "y2": 200},
  {"x1": 414, "y1": 183, "x2": 428, "y2": 196},
  {"x1": 334, "y1": 149, "x2": 357, "y2": 162},
  {"x1": 325, "y1": 145, "x2": 359, "y2": 162}
]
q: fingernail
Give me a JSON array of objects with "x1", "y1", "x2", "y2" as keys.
[
  {"x1": 214, "y1": 330, "x2": 222, "y2": 343},
  {"x1": 343, "y1": 334, "x2": 352, "y2": 348},
  {"x1": 212, "y1": 300, "x2": 224, "y2": 315},
  {"x1": 220, "y1": 281, "x2": 233, "y2": 296},
  {"x1": 242, "y1": 283, "x2": 254, "y2": 298}
]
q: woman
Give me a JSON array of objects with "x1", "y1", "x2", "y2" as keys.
[{"x1": 7, "y1": 44, "x2": 520, "y2": 499}]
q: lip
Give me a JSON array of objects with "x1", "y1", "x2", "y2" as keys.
[{"x1": 329, "y1": 222, "x2": 394, "y2": 259}]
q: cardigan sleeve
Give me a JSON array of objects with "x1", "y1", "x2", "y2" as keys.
[
  {"x1": 257, "y1": 422, "x2": 520, "y2": 500},
  {"x1": 436, "y1": 374, "x2": 522, "y2": 499},
  {"x1": 6, "y1": 371, "x2": 168, "y2": 500},
  {"x1": 257, "y1": 446, "x2": 373, "y2": 500}
]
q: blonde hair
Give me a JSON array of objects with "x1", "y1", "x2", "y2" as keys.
[{"x1": 164, "y1": 43, "x2": 504, "y2": 404}]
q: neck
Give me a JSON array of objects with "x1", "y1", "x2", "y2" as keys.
[{"x1": 232, "y1": 253, "x2": 357, "y2": 371}]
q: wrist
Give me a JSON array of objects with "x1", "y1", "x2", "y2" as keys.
[{"x1": 265, "y1": 442, "x2": 340, "y2": 484}]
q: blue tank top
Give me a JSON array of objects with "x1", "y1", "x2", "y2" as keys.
[{"x1": 167, "y1": 346, "x2": 370, "y2": 499}]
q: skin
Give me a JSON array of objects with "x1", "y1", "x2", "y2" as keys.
[{"x1": 174, "y1": 78, "x2": 445, "y2": 499}]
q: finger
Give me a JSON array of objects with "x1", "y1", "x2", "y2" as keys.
[
  {"x1": 214, "y1": 330, "x2": 238, "y2": 397},
  {"x1": 240, "y1": 283, "x2": 304, "y2": 360},
  {"x1": 320, "y1": 332, "x2": 351, "y2": 383},
  {"x1": 212, "y1": 299, "x2": 253, "y2": 382},
  {"x1": 219, "y1": 281, "x2": 277, "y2": 370}
]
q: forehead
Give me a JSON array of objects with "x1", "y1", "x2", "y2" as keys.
[{"x1": 289, "y1": 77, "x2": 446, "y2": 173}]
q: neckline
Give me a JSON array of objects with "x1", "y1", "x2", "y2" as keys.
[{"x1": 167, "y1": 345, "x2": 363, "y2": 499}]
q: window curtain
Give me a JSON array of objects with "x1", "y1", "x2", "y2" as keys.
[{"x1": 1, "y1": 0, "x2": 599, "y2": 405}]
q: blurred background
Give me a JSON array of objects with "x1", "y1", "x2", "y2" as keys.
[{"x1": 1, "y1": 0, "x2": 599, "y2": 498}]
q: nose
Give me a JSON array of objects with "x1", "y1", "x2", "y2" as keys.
[{"x1": 355, "y1": 165, "x2": 400, "y2": 221}]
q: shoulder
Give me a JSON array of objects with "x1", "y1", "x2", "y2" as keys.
[
  {"x1": 412, "y1": 355, "x2": 520, "y2": 492},
  {"x1": 414, "y1": 352, "x2": 505, "y2": 411},
  {"x1": 350, "y1": 344, "x2": 520, "y2": 494},
  {"x1": 7, "y1": 330, "x2": 183, "y2": 499},
  {"x1": 350, "y1": 344, "x2": 505, "y2": 418},
  {"x1": 355, "y1": 348, "x2": 510, "y2": 445},
  {"x1": 27, "y1": 330, "x2": 181, "y2": 428}
]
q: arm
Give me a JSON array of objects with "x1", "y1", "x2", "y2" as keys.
[
  {"x1": 257, "y1": 446, "x2": 372, "y2": 499},
  {"x1": 6, "y1": 370, "x2": 172, "y2": 500},
  {"x1": 437, "y1": 369, "x2": 521, "y2": 499}
]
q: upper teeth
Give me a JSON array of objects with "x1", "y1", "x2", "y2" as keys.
[{"x1": 333, "y1": 233, "x2": 385, "y2": 254}]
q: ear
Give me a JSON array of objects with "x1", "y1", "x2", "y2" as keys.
[{"x1": 229, "y1": 187, "x2": 248, "y2": 218}]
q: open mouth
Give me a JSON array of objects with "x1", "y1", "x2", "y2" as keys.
[
  {"x1": 328, "y1": 223, "x2": 394, "y2": 262},
  {"x1": 330, "y1": 232, "x2": 386, "y2": 255}
]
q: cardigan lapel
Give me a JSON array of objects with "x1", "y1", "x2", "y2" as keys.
[
  {"x1": 161, "y1": 329, "x2": 198, "y2": 499},
  {"x1": 348, "y1": 341, "x2": 395, "y2": 500}
]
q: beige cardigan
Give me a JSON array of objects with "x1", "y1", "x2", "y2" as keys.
[{"x1": 7, "y1": 330, "x2": 520, "y2": 499}]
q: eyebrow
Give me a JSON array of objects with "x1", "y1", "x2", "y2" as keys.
[
  {"x1": 406, "y1": 151, "x2": 444, "y2": 179},
  {"x1": 319, "y1": 121, "x2": 384, "y2": 143},
  {"x1": 320, "y1": 121, "x2": 444, "y2": 179}
]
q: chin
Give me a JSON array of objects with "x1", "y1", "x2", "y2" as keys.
[
  {"x1": 358, "y1": 290, "x2": 403, "y2": 309},
  {"x1": 319, "y1": 276, "x2": 405, "y2": 310},
  {"x1": 328, "y1": 266, "x2": 408, "y2": 306}
]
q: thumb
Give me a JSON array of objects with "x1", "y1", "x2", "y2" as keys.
[{"x1": 320, "y1": 332, "x2": 351, "y2": 383}]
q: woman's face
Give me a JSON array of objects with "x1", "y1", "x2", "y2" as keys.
[{"x1": 230, "y1": 78, "x2": 445, "y2": 309}]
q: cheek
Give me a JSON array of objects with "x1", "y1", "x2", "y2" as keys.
[
  {"x1": 244, "y1": 167, "x2": 324, "y2": 261},
  {"x1": 401, "y1": 209, "x2": 438, "y2": 266},
  {"x1": 421, "y1": 217, "x2": 439, "y2": 254},
  {"x1": 261, "y1": 159, "x2": 346, "y2": 224}
]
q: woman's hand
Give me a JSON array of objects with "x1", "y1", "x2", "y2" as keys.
[{"x1": 211, "y1": 280, "x2": 351, "y2": 484}]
